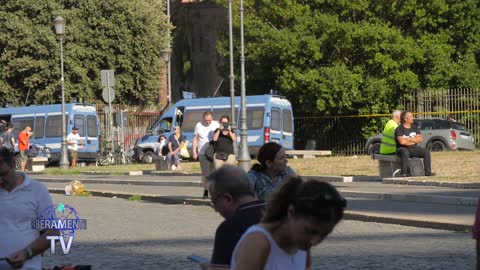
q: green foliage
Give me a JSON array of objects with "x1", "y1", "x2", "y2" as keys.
[
  {"x1": 128, "y1": 194, "x2": 143, "y2": 201},
  {"x1": 216, "y1": 0, "x2": 480, "y2": 116},
  {"x1": 0, "y1": 0, "x2": 171, "y2": 105}
]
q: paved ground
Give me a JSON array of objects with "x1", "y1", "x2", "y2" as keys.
[
  {"x1": 43, "y1": 181, "x2": 476, "y2": 230},
  {"x1": 42, "y1": 194, "x2": 475, "y2": 270}
]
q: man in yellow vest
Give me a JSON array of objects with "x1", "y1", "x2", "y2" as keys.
[{"x1": 379, "y1": 110, "x2": 401, "y2": 154}]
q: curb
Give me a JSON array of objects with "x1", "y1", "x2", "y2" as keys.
[
  {"x1": 303, "y1": 175, "x2": 381, "y2": 182},
  {"x1": 41, "y1": 178, "x2": 202, "y2": 187},
  {"x1": 81, "y1": 170, "x2": 203, "y2": 177},
  {"x1": 382, "y1": 178, "x2": 480, "y2": 189},
  {"x1": 48, "y1": 188, "x2": 472, "y2": 232},
  {"x1": 340, "y1": 191, "x2": 478, "y2": 207},
  {"x1": 344, "y1": 211, "x2": 471, "y2": 232}
]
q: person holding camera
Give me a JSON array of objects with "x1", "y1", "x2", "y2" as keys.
[{"x1": 212, "y1": 115, "x2": 237, "y2": 169}]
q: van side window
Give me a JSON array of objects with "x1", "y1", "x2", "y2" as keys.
[
  {"x1": 74, "y1": 115, "x2": 86, "y2": 137},
  {"x1": 46, "y1": 115, "x2": 67, "y2": 137},
  {"x1": 283, "y1": 109, "x2": 293, "y2": 133},
  {"x1": 34, "y1": 116, "x2": 45, "y2": 138},
  {"x1": 12, "y1": 118, "x2": 34, "y2": 137},
  {"x1": 182, "y1": 110, "x2": 205, "y2": 132},
  {"x1": 212, "y1": 108, "x2": 238, "y2": 122},
  {"x1": 246, "y1": 107, "x2": 264, "y2": 130},
  {"x1": 87, "y1": 116, "x2": 98, "y2": 137},
  {"x1": 271, "y1": 108, "x2": 281, "y2": 131}
]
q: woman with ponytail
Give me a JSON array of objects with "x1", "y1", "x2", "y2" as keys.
[
  {"x1": 231, "y1": 177, "x2": 346, "y2": 270},
  {"x1": 248, "y1": 142, "x2": 296, "y2": 200}
]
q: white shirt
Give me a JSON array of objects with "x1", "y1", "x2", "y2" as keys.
[
  {"x1": 0, "y1": 173, "x2": 53, "y2": 270},
  {"x1": 67, "y1": 132, "x2": 81, "y2": 151},
  {"x1": 194, "y1": 120, "x2": 219, "y2": 154},
  {"x1": 231, "y1": 225, "x2": 307, "y2": 270}
]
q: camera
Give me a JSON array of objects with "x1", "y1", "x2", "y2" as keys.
[{"x1": 222, "y1": 122, "x2": 229, "y2": 130}]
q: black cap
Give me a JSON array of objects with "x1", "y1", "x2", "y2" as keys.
[{"x1": 72, "y1": 127, "x2": 79, "y2": 130}]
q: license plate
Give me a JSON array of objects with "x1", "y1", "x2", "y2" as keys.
[{"x1": 461, "y1": 135, "x2": 470, "y2": 139}]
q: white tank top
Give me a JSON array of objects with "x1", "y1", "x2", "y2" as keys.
[{"x1": 231, "y1": 225, "x2": 307, "y2": 270}]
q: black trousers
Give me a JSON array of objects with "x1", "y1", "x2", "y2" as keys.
[{"x1": 396, "y1": 146, "x2": 432, "y2": 175}]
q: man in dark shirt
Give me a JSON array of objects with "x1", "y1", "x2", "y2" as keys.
[
  {"x1": 395, "y1": 111, "x2": 434, "y2": 177},
  {"x1": 204, "y1": 165, "x2": 265, "y2": 269}
]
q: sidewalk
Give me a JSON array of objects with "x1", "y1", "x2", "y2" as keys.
[{"x1": 37, "y1": 174, "x2": 477, "y2": 232}]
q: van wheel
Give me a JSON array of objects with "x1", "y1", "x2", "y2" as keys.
[
  {"x1": 368, "y1": 141, "x2": 381, "y2": 155},
  {"x1": 15, "y1": 154, "x2": 22, "y2": 170},
  {"x1": 141, "y1": 151, "x2": 154, "y2": 164},
  {"x1": 428, "y1": 141, "x2": 446, "y2": 152}
]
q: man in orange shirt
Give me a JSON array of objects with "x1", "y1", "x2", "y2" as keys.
[{"x1": 18, "y1": 126, "x2": 33, "y2": 171}]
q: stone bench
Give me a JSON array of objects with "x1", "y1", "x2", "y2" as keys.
[
  {"x1": 27, "y1": 157, "x2": 49, "y2": 172},
  {"x1": 372, "y1": 154, "x2": 424, "y2": 178},
  {"x1": 286, "y1": 150, "x2": 332, "y2": 159},
  {"x1": 154, "y1": 156, "x2": 169, "y2": 171}
]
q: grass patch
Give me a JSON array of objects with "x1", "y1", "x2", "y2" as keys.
[
  {"x1": 75, "y1": 191, "x2": 93, "y2": 197},
  {"x1": 128, "y1": 194, "x2": 143, "y2": 201},
  {"x1": 42, "y1": 151, "x2": 480, "y2": 182}
]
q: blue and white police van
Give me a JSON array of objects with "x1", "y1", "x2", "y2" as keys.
[
  {"x1": 134, "y1": 94, "x2": 294, "y2": 163},
  {"x1": 0, "y1": 103, "x2": 100, "y2": 164}
]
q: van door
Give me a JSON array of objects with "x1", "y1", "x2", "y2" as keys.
[
  {"x1": 270, "y1": 107, "x2": 282, "y2": 144},
  {"x1": 282, "y1": 108, "x2": 294, "y2": 150}
]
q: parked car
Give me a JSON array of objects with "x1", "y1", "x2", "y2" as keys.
[{"x1": 364, "y1": 118, "x2": 476, "y2": 154}]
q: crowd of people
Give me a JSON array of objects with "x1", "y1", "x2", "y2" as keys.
[{"x1": 2, "y1": 110, "x2": 480, "y2": 270}]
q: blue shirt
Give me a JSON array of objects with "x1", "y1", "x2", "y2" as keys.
[{"x1": 247, "y1": 166, "x2": 296, "y2": 201}]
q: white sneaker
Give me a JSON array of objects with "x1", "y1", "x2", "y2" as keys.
[{"x1": 171, "y1": 165, "x2": 176, "y2": 171}]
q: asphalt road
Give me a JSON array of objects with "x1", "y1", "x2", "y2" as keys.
[{"x1": 41, "y1": 194, "x2": 475, "y2": 270}]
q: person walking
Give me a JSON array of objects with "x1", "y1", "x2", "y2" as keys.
[
  {"x1": 192, "y1": 111, "x2": 219, "y2": 199},
  {"x1": 0, "y1": 147, "x2": 59, "y2": 269},
  {"x1": 167, "y1": 126, "x2": 186, "y2": 171},
  {"x1": 18, "y1": 126, "x2": 33, "y2": 172},
  {"x1": 67, "y1": 127, "x2": 83, "y2": 168},
  {"x1": 212, "y1": 115, "x2": 237, "y2": 169},
  {"x1": 1, "y1": 123, "x2": 15, "y2": 154},
  {"x1": 231, "y1": 177, "x2": 346, "y2": 270},
  {"x1": 248, "y1": 142, "x2": 296, "y2": 201}
]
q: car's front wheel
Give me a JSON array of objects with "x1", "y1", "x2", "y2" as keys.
[{"x1": 141, "y1": 150, "x2": 154, "y2": 164}]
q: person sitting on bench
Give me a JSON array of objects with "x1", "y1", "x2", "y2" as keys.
[
  {"x1": 379, "y1": 110, "x2": 401, "y2": 155},
  {"x1": 395, "y1": 111, "x2": 435, "y2": 177}
]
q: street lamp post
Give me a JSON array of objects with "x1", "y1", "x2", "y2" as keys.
[
  {"x1": 238, "y1": 0, "x2": 251, "y2": 171},
  {"x1": 228, "y1": 0, "x2": 237, "y2": 156},
  {"x1": 161, "y1": 49, "x2": 172, "y2": 105},
  {"x1": 53, "y1": 16, "x2": 70, "y2": 170},
  {"x1": 164, "y1": 0, "x2": 172, "y2": 104}
]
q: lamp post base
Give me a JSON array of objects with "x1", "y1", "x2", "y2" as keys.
[{"x1": 59, "y1": 142, "x2": 70, "y2": 169}]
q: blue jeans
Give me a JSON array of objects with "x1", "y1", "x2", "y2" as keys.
[{"x1": 167, "y1": 152, "x2": 180, "y2": 166}]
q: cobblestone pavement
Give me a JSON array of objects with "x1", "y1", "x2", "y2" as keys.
[{"x1": 42, "y1": 194, "x2": 474, "y2": 270}]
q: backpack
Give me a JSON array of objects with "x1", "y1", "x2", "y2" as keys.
[
  {"x1": 161, "y1": 145, "x2": 169, "y2": 156},
  {"x1": 27, "y1": 144, "x2": 38, "y2": 157}
]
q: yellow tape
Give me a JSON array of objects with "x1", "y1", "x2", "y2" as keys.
[{"x1": 296, "y1": 110, "x2": 480, "y2": 119}]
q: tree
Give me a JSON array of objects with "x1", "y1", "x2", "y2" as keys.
[
  {"x1": 0, "y1": 0, "x2": 171, "y2": 106},
  {"x1": 216, "y1": 0, "x2": 480, "y2": 117}
]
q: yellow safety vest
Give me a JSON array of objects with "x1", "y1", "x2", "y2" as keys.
[{"x1": 379, "y1": 119, "x2": 399, "y2": 154}]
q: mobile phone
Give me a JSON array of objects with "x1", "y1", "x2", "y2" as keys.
[{"x1": 187, "y1": 254, "x2": 210, "y2": 264}]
